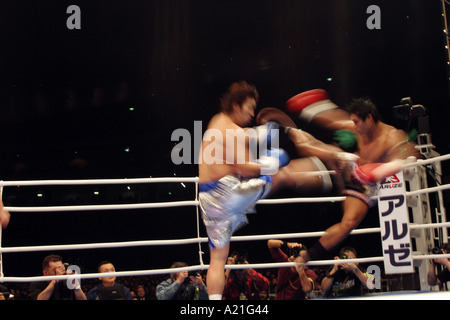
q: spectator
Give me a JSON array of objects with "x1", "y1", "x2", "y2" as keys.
[
  {"x1": 427, "y1": 243, "x2": 450, "y2": 287},
  {"x1": 320, "y1": 247, "x2": 372, "y2": 298},
  {"x1": 136, "y1": 284, "x2": 149, "y2": 300},
  {"x1": 86, "y1": 261, "x2": 133, "y2": 300},
  {"x1": 223, "y1": 251, "x2": 269, "y2": 300},
  {"x1": 30, "y1": 254, "x2": 86, "y2": 300},
  {"x1": 267, "y1": 240, "x2": 317, "y2": 300},
  {"x1": 156, "y1": 262, "x2": 208, "y2": 300},
  {"x1": 0, "y1": 283, "x2": 12, "y2": 300}
]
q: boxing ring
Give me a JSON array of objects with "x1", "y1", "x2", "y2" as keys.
[{"x1": 1, "y1": 154, "x2": 450, "y2": 300}]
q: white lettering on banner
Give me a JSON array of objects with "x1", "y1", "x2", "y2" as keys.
[{"x1": 377, "y1": 171, "x2": 414, "y2": 274}]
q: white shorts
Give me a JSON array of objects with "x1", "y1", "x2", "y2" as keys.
[{"x1": 199, "y1": 175, "x2": 272, "y2": 249}]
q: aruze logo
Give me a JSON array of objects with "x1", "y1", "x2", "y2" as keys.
[{"x1": 379, "y1": 174, "x2": 403, "y2": 189}]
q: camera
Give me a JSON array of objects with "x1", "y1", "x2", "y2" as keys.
[
  {"x1": 188, "y1": 270, "x2": 201, "y2": 277},
  {"x1": 233, "y1": 251, "x2": 248, "y2": 264},
  {"x1": 392, "y1": 97, "x2": 429, "y2": 135},
  {"x1": 184, "y1": 270, "x2": 201, "y2": 284},
  {"x1": 280, "y1": 242, "x2": 306, "y2": 258},
  {"x1": 289, "y1": 246, "x2": 301, "y2": 258},
  {"x1": 340, "y1": 253, "x2": 349, "y2": 260},
  {"x1": 337, "y1": 253, "x2": 349, "y2": 269},
  {"x1": 430, "y1": 246, "x2": 444, "y2": 255}
]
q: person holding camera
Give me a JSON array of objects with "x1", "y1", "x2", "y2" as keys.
[
  {"x1": 427, "y1": 243, "x2": 450, "y2": 287},
  {"x1": 267, "y1": 240, "x2": 317, "y2": 300},
  {"x1": 320, "y1": 247, "x2": 371, "y2": 298},
  {"x1": 156, "y1": 262, "x2": 208, "y2": 300},
  {"x1": 222, "y1": 251, "x2": 269, "y2": 300},
  {"x1": 30, "y1": 254, "x2": 86, "y2": 300}
]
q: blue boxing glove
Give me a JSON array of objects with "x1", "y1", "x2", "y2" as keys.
[
  {"x1": 258, "y1": 148, "x2": 290, "y2": 175},
  {"x1": 254, "y1": 121, "x2": 280, "y2": 151}
]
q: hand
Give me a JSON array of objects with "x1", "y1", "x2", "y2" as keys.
[
  {"x1": 433, "y1": 257, "x2": 448, "y2": 266},
  {"x1": 295, "y1": 263, "x2": 306, "y2": 274},
  {"x1": 66, "y1": 269, "x2": 81, "y2": 290},
  {"x1": 226, "y1": 256, "x2": 235, "y2": 265},
  {"x1": 294, "y1": 253, "x2": 307, "y2": 273},
  {"x1": 330, "y1": 256, "x2": 340, "y2": 274},
  {"x1": 189, "y1": 273, "x2": 205, "y2": 289},
  {"x1": 176, "y1": 271, "x2": 189, "y2": 284},
  {"x1": 339, "y1": 262, "x2": 358, "y2": 273}
]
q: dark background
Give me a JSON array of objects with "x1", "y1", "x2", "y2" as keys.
[{"x1": 0, "y1": 0, "x2": 449, "y2": 277}]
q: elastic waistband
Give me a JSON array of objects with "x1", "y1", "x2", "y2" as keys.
[
  {"x1": 199, "y1": 181, "x2": 218, "y2": 192},
  {"x1": 199, "y1": 175, "x2": 272, "y2": 193}
]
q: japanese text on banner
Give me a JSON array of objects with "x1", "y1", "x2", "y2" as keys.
[{"x1": 377, "y1": 171, "x2": 414, "y2": 274}]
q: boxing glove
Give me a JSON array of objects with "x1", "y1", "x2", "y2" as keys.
[
  {"x1": 258, "y1": 148, "x2": 290, "y2": 175},
  {"x1": 352, "y1": 160, "x2": 404, "y2": 184},
  {"x1": 254, "y1": 121, "x2": 280, "y2": 150}
]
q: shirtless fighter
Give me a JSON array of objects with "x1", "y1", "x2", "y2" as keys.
[
  {"x1": 285, "y1": 89, "x2": 421, "y2": 265},
  {"x1": 198, "y1": 82, "x2": 343, "y2": 300}
]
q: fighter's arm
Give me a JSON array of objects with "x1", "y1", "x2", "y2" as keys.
[
  {"x1": 384, "y1": 129, "x2": 422, "y2": 162},
  {"x1": 353, "y1": 129, "x2": 422, "y2": 184},
  {"x1": 228, "y1": 131, "x2": 289, "y2": 177}
]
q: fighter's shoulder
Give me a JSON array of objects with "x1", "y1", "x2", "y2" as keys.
[
  {"x1": 207, "y1": 113, "x2": 240, "y2": 130},
  {"x1": 384, "y1": 124, "x2": 408, "y2": 144}
]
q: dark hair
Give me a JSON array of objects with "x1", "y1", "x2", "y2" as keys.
[
  {"x1": 346, "y1": 98, "x2": 381, "y2": 123},
  {"x1": 97, "y1": 260, "x2": 113, "y2": 272},
  {"x1": 42, "y1": 254, "x2": 63, "y2": 271},
  {"x1": 170, "y1": 261, "x2": 188, "y2": 280},
  {"x1": 339, "y1": 246, "x2": 358, "y2": 258},
  {"x1": 220, "y1": 81, "x2": 259, "y2": 114}
]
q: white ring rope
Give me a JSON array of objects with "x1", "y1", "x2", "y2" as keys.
[
  {"x1": 3, "y1": 253, "x2": 450, "y2": 283},
  {"x1": 3, "y1": 181, "x2": 450, "y2": 212},
  {"x1": 0, "y1": 177, "x2": 199, "y2": 187},
  {"x1": 4, "y1": 201, "x2": 198, "y2": 213},
  {"x1": 1, "y1": 154, "x2": 449, "y2": 283},
  {"x1": 2, "y1": 222, "x2": 450, "y2": 254}
]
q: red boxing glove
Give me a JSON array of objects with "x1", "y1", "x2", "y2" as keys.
[
  {"x1": 353, "y1": 160, "x2": 404, "y2": 184},
  {"x1": 352, "y1": 163, "x2": 383, "y2": 184}
]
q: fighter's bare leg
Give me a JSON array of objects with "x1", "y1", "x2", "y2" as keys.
[
  {"x1": 319, "y1": 196, "x2": 368, "y2": 250},
  {"x1": 288, "y1": 128, "x2": 342, "y2": 162},
  {"x1": 286, "y1": 89, "x2": 354, "y2": 132},
  {"x1": 206, "y1": 242, "x2": 230, "y2": 299},
  {"x1": 295, "y1": 196, "x2": 368, "y2": 264},
  {"x1": 271, "y1": 157, "x2": 334, "y2": 195}
]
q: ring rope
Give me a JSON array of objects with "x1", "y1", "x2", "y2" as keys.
[
  {"x1": 0, "y1": 177, "x2": 199, "y2": 187},
  {"x1": 4, "y1": 201, "x2": 198, "y2": 213},
  {"x1": 2, "y1": 222, "x2": 450, "y2": 254},
  {"x1": 0, "y1": 153, "x2": 447, "y2": 189},
  {"x1": 4, "y1": 178, "x2": 450, "y2": 212},
  {"x1": 402, "y1": 153, "x2": 450, "y2": 168},
  {"x1": 3, "y1": 253, "x2": 450, "y2": 283}
]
